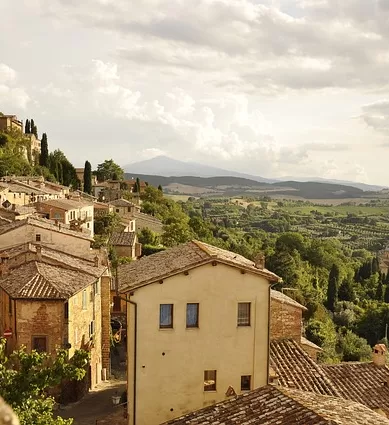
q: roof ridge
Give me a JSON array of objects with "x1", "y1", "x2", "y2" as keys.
[
  {"x1": 191, "y1": 240, "x2": 217, "y2": 258},
  {"x1": 19, "y1": 262, "x2": 61, "y2": 298}
]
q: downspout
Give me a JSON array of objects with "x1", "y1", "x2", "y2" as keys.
[
  {"x1": 267, "y1": 282, "x2": 279, "y2": 384},
  {"x1": 129, "y1": 299, "x2": 137, "y2": 425}
]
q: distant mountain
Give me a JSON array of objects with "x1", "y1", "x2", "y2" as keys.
[
  {"x1": 124, "y1": 155, "x2": 384, "y2": 192},
  {"x1": 124, "y1": 156, "x2": 276, "y2": 183}
]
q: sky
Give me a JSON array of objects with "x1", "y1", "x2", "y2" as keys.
[{"x1": 1, "y1": 0, "x2": 389, "y2": 184}]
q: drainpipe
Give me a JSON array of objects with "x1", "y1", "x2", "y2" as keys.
[
  {"x1": 129, "y1": 299, "x2": 137, "y2": 425},
  {"x1": 267, "y1": 282, "x2": 279, "y2": 384}
]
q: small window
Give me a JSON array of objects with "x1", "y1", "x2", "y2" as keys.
[
  {"x1": 116, "y1": 208, "x2": 119, "y2": 213},
  {"x1": 204, "y1": 370, "x2": 216, "y2": 391},
  {"x1": 159, "y1": 304, "x2": 173, "y2": 329},
  {"x1": 35, "y1": 234, "x2": 41, "y2": 242},
  {"x1": 186, "y1": 303, "x2": 199, "y2": 328},
  {"x1": 89, "y1": 321, "x2": 95, "y2": 337},
  {"x1": 241, "y1": 375, "x2": 251, "y2": 391},
  {"x1": 113, "y1": 296, "x2": 121, "y2": 312},
  {"x1": 64, "y1": 302, "x2": 69, "y2": 319},
  {"x1": 237, "y1": 302, "x2": 251, "y2": 326},
  {"x1": 95, "y1": 279, "x2": 100, "y2": 295},
  {"x1": 32, "y1": 336, "x2": 47, "y2": 352},
  {"x1": 82, "y1": 290, "x2": 87, "y2": 310}
]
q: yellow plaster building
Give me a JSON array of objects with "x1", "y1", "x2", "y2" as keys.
[{"x1": 118, "y1": 240, "x2": 280, "y2": 425}]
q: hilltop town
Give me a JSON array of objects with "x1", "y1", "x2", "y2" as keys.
[{"x1": 2, "y1": 113, "x2": 389, "y2": 425}]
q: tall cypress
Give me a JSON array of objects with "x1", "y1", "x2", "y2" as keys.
[
  {"x1": 83, "y1": 161, "x2": 92, "y2": 194},
  {"x1": 384, "y1": 285, "x2": 389, "y2": 303},
  {"x1": 39, "y1": 133, "x2": 49, "y2": 167},
  {"x1": 25, "y1": 119, "x2": 31, "y2": 134},
  {"x1": 326, "y1": 264, "x2": 340, "y2": 312}
]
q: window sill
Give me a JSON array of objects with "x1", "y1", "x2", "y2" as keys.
[
  {"x1": 204, "y1": 390, "x2": 217, "y2": 393},
  {"x1": 159, "y1": 327, "x2": 174, "y2": 330},
  {"x1": 186, "y1": 327, "x2": 199, "y2": 330}
]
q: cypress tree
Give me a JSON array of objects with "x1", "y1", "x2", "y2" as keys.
[
  {"x1": 384, "y1": 285, "x2": 389, "y2": 303},
  {"x1": 83, "y1": 160, "x2": 92, "y2": 194},
  {"x1": 30, "y1": 119, "x2": 35, "y2": 135},
  {"x1": 338, "y1": 278, "x2": 355, "y2": 302},
  {"x1": 376, "y1": 278, "x2": 384, "y2": 301},
  {"x1": 39, "y1": 133, "x2": 49, "y2": 167},
  {"x1": 136, "y1": 177, "x2": 141, "y2": 193},
  {"x1": 158, "y1": 184, "x2": 163, "y2": 192},
  {"x1": 25, "y1": 119, "x2": 31, "y2": 134},
  {"x1": 327, "y1": 264, "x2": 340, "y2": 312},
  {"x1": 372, "y1": 257, "x2": 380, "y2": 274}
]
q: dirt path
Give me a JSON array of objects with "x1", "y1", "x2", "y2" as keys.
[{"x1": 58, "y1": 379, "x2": 126, "y2": 425}]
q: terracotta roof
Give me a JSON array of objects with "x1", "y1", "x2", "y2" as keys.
[
  {"x1": 118, "y1": 240, "x2": 280, "y2": 292},
  {"x1": 323, "y1": 362, "x2": 389, "y2": 415},
  {"x1": 0, "y1": 243, "x2": 107, "y2": 278},
  {"x1": 94, "y1": 202, "x2": 111, "y2": 209},
  {"x1": 270, "y1": 289, "x2": 307, "y2": 310},
  {"x1": 0, "y1": 261, "x2": 96, "y2": 299},
  {"x1": 162, "y1": 384, "x2": 389, "y2": 425},
  {"x1": 110, "y1": 198, "x2": 138, "y2": 207},
  {"x1": 270, "y1": 339, "x2": 339, "y2": 396},
  {"x1": 110, "y1": 231, "x2": 136, "y2": 246},
  {"x1": 38, "y1": 198, "x2": 93, "y2": 210},
  {"x1": 0, "y1": 216, "x2": 93, "y2": 241}
]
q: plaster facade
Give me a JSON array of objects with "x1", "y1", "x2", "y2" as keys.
[{"x1": 125, "y1": 262, "x2": 271, "y2": 425}]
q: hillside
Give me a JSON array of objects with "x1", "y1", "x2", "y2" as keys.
[
  {"x1": 124, "y1": 173, "x2": 379, "y2": 200},
  {"x1": 124, "y1": 155, "x2": 383, "y2": 191}
]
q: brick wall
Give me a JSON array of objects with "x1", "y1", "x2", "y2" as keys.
[
  {"x1": 101, "y1": 275, "x2": 111, "y2": 377},
  {"x1": 270, "y1": 298, "x2": 302, "y2": 341}
]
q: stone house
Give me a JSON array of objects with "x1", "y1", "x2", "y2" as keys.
[
  {"x1": 162, "y1": 383, "x2": 389, "y2": 425},
  {"x1": 110, "y1": 198, "x2": 141, "y2": 216},
  {"x1": 0, "y1": 243, "x2": 111, "y2": 389},
  {"x1": 36, "y1": 198, "x2": 94, "y2": 237},
  {"x1": 132, "y1": 211, "x2": 163, "y2": 234},
  {"x1": 110, "y1": 231, "x2": 140, "y2": 259},
  {"x1": 118, "y1": 240, "x2": 280, "y2": 425},
  {"x1": 94, "y1": 201, "x2": 114, "y2": 218},
  {"x1": 0, "y1": 216, "x2": 93, "y2": 257},
  {"x1": 270, "y1": 290, "x2": 322, "y2": 360},
  {"x1": 0, "y1": 115, "x2": 22, "y2": 133}
]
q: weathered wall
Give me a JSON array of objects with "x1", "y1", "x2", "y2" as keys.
[
  {"x1": 270, "y1": 299, "x2": 302, "y2": 341},
  {"x1": 0, "y1": 224, "x2": 91, "y2": 256},
  {"x1": 16, "y1": 300, "x2": 64, "y2": 353},
  {"x1": 126, "y1": 263, "x2": 271, "y2": 425}
]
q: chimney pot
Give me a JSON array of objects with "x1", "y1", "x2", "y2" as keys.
[{"x1": 254, "y1": 253, "x2": 265, "y2": 270}]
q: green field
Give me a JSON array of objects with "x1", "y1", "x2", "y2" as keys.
[{"x1": 282, "y1": 205, "x2": 389, "y2": 216}]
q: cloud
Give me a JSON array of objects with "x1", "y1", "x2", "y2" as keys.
[
  {"x1": 0, "y1": 64, "x2": 30, "y2": 109},
  {"x1": 359, "y1": 99, "x2": 389, "y2": 135}
]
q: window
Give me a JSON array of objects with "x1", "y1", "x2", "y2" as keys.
[
  {"x1": 95, "y1": 279, "x2": 101, "y2": 295},
  {"x1": 82, "y1": 290, "x2": 87, "y2": 310},
  {"x1": 35, "y1": 234, "x2": 41, "y2": 242},
  {"x1": 237, "y1": 302, "x2": 251, "y2": 326},
  {"x1": 32, "y1": 336, "x2": 47, "y2": 352},
  {"x1": 241, "y1": 375, "x2": 251, "y2": 391},
  {"x1": 116, "y1": 208, "x2": 119, "y2": 213},
  {"x1": 159, "y1": 304, "x2": 173, "y2": 328},
  {"x1": 89, "y1": 321, "x2": 95, "y2": 338},
  {"x1": 113, "y1": 296, "x2": 121, "y2": 312},
  {"x1": 64, "y1": 302, "x2": 69, "y2": 320},
  {"x1": 186, "y1": 303, "x2": 199, "y2": 328},
  {"x1": 204, "y1": 370, "x2": 216, "y2": 391}
]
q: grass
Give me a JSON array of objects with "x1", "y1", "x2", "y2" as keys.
[{"x1": 281, "y1": 205, "x2": 389, "y2": 216}]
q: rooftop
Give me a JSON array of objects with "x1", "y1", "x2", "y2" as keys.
[
  {"x1": 270, "y1": 289, "x2": 307, "y2": 310},
  {"x1": 0, "y1": 261, "x2": 96, "y2": 299},
  {"x1": 162, "y1": 384, "x2": 389, "y2": 425},
  {"x1": 270, "y1": 339, "x2": 339, "y2": 397},
  {"x1": 323, "y1": 361, "x2": 389, "y2": 415},
  {"x1": 37, "y1": 198, "x2": 93, "y2": 210},
  {"x1": 118, "y1": 240, "x2": 280, "y2": 292},
  {"x1": 0, "y1": 216, "x2": 93, "y2": 241},
  {"x1": 110, "y1": 231, "x2": 136, "y2": 246},
  {"x1": 110, "y1": 198, "x2": 138, "y2": 207},
  {"x1": 0, "y1": 243, "x2": 107, "y2": 277}
]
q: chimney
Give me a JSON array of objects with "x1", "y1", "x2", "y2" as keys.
[
  {"x1": 0, "y1": 254, "x2": 9, "y2": 277},
  {"x1": 36, "y1": 245, "x2": 42, "y2": 261},
  {"x1": 94, "y1": 255, "x2": 100, "y2": 268},
  {"x1": 373, "y1": 344, "x2": 387, "y2": 367},
  {"x1": 254, "y1": 253, "x2": 265, "y2": 270}
]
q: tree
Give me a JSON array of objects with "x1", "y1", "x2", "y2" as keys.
[
  {"x1": 39, "y1": 133, "x2": 49, "y2": 167},
  {"x1": 372, "y1": 257, "x2": 380, "y2": 275},
  {"x1": 25, "y1": 119, "x2": 31, "y2": 134},
  {"x1": 30, "y1": 119, "x2": 38, "y2": 138},
  {"x1": 96, "y1": 159, "x2": 123, "y2": 182},
  {"x1": 83, "y1": 160, "x2": 92, "y2": 194},
  {"x1": 376, "y1": 277, "x2": 384, "y2": 301},
  {"x1": 135, "y1": 177, "x2": 141, "y2": 193},
  {"x1": 0, "y1": 338, "x2": 89, "y2": 425},
  {"x1": 337, "y1": 330, "x2": 371, "y2": 362},
  {"x1": 338, "y1": 278, "x2": 355, "y2": 302},
  {"x1": 158, "y1": 184, "x2": 163, "y2": 192},
  {"x1": 327, "y1": 264, "x2": 340, "y2": 312},
  {"x1": 385, "y1": 285, "x2": 389, "y2": 303}
]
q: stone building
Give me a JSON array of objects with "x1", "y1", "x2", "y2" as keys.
[
  {"x1": 118, "y1": 240, "x2": 280, "y2": 425},
  {"x1": 0, "y1": 243, "x2": 111, "y2": 389},
  {"x1": 0, "y1": 115, "x2": 22, "y2": 133},
  {"x1": 0, "y1": 216, "x2": 93, "y2": 257},
  {"x1": 36, "y1": 198, "x2": 94, "y2": 237}
]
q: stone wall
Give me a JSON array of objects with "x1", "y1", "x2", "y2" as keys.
[{"x1": 270, "y1": 298, "x2": 302, "y2": 341}]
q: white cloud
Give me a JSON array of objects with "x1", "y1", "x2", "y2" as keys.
[{"x1": 0, "y1": 64, "x2": 30, "y2": 109}]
